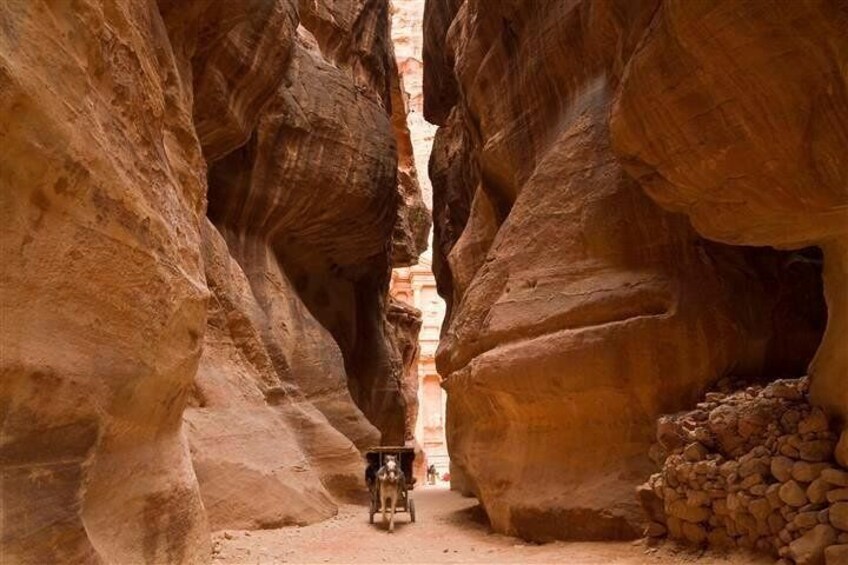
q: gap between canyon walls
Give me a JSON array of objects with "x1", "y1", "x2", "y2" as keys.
[
  {"x1": 422, "y1": 0, "x2": 845, "y2": 549},
  {"x1": 1, "y1": 0, "x2": 429, "y2": 563},
  {"x1": 185, "y1": 0, "x2": 433, "y2": 545}
]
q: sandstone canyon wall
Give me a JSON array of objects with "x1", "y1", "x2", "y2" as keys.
[
  {"x1": 391, "y1": 0, "x2": 438, "y2": 208},
  {"x1": 424, "y1": 0, "x2": 843, "y2": 543},
  {"x1": 1, "y1": 0, "x2": 427, "y2": 562},
  {"x1": 608, "y1": 0, "x2": 848, "y2": 463}
]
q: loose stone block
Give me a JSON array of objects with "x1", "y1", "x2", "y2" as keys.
[
  {"x1": 768, "y1": 512, "x2": 787, "y2": 535},
  {"x1": 809, "y1": 479, "x2": 834, "y2": 505},
  {"x1": 684, "y1": 442, "x2": 709, "y2": 462},
  {"x1": 707, "y1": 527, "x2": 735, "y2": 548},
  {"x1": 667, "y1": 516, "x2": 683, "y2": 538},
  {"x1": 793, "y1": 461, "x2": 832, "y2": 483},
  {"x1": 781, "y1": 480, "x2": 810, "y2": 508},
  {"x1": 686, "y1": 490, "x2": 711, "y2": 507},
  {"x1": 788, "y1": 524, "x2": 837, "y2": 565},
  {"x1": 681, "y1": 522, "x2": 707, "y2": 544},
  {"x1": 768, "y1": 483, "x2": 784, "y2": 508},
  {"x1": 750, "y1": 498, "x2": 772, "y2": 522},
  {"x1": 826, "y1": 544, "x2": 848, "y2": 565},
  {"x1": 644, "y1": 522, "x2": 667, "y2": 537},
  {"x1": 750, "y1": 484, "x2": 768, "y2": 497},
  {"x1": 800, "y1": 440, "x2": 837, "y2": 463},
  {"x1": 798, "y1": 409, "x2": 830, "y2": 435},
  {"x1": 794, "y1": 511, "x2": 820, "y2": 529},
  {"x1": 740, "y1": 457, "x2": 770, "y2": 478},
  {"x1": 822, "y1": 469, "x2": 848, "y2": 487},
  {"x1": 773, "y1": 457, "x2": 795, "y2": 482},
  {"x1": 668, "y1": 499, "x2": 710, "y2": 523},
  {"x1": 831, "y1": 503, "x2": 848, "y2": 531}
]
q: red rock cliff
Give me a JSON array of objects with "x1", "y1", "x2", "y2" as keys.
[
  {"x1": 424, "y1": 0, "x2": 841, "y2": 541},
  {"x1": 1, "y1": 0, "x2": 427, "y2": 562}
]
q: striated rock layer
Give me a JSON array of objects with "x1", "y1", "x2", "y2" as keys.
[
  {"x1": 424, "y1": 0, "x2": 841, "y2": 542},
  {"x1": 608, "y1": 0, "x2": 848, "y2": 466},
  {"x1": 1, "y1": 2, "x2": 210, "y2": 562},
  {"x1": 1, "y1": 0, "x2": 427, "y2": 562}
]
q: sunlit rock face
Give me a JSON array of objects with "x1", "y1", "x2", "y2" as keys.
[
  {"x1": 1, "y1": 2, "x2": 210, "y2": 562},
  {"x1": 424, "y1": 0, "x2": 835, "y2": 541},
  {"x1": 1, "y1": 0, "x2": 426, "y2": 561},
  {"x1": 391, "y1": 0, "x2": 438, "y2": 209}
]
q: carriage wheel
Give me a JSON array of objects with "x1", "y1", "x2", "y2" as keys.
[{"x1": 409, "y1": 499, "x2": 416, "y2": 523}]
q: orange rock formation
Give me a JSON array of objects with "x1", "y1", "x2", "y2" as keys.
[
  {"x1": 424, "y1": 0, "x2": 842, "y2": 542},
  {"x1": 1, "y1": 0, "x2": 427, "y2": 562}
]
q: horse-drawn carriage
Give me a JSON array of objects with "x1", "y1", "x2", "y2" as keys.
[{"x1": 365, "y1": 446, "x2": 416, "y2": 528}]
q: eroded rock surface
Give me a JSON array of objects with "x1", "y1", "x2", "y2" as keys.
[
  {"x1": 2, "y1": 2, "x2": 209, "y2": 562},
  {"x1": 609, "y1": 0, "x2": 848, "y2": 459},
  {"x1": 424, "y1": 0, "x2": 838, "y2": 542},
  {"x1": 1, "y1": 0, "x2": 426, "y2": 562},
  {"x1": 185, "y1": 222, "x2": 376, "y2": 532}
]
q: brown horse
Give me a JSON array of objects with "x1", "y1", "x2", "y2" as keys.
[{"x1": 376, "y1": 455, "x2": 405, "y2": 532}]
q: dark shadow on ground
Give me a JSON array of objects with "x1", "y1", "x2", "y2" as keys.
[
  {"x1": 367, "y1": 514, "x2": 414, "y2": 534},
  {"x1": 442, "y1": 501, "x2": 490, "y2": 531}
]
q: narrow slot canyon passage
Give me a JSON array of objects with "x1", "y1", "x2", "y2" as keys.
[{"x1": 2, "y1": 1, "x2": 847, "y2": 565}]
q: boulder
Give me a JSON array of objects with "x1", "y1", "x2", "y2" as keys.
[
  {"x1": 825, "y1": 545, "x2": 848, "y2": 565},
  {"x1": 831, "y1": 503, "x2": 848, "y2": 531},
  {"x1": 788, "y1": 525, "x2": 838, "y2": 565},
  {"x1": 780, "y1": 481, "x2": 810, "y2": 508}
]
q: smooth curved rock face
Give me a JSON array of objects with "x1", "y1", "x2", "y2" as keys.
[
  {"x1": 208, "y1": 36, "x2": 398, "y2": 268},
  {"x1": 297, "y1": 0, "x2": 394, "y2": 108},
  {"x1": 609, "y1": 0, "x2": 848, "y2": 458},
  {"x1": 610, "y1": 1, "x2": 848, "y2": 249},
  {"x1": 425, "y1": 0, "x2": 829, "y2": 541},
  {"x1": 1, "y1": 1, "x2": 209, "y2": 562},
  {"x1": 185, "y1": 222, "x2": 375, "y2": 531},
  {"x1": 392, "y1": 0, "x2": 440, "y2": 214},
  {"x1": 390, "y1": 66, "x2": 432, "y2": 266},
  {"x1": 2, "y1": 0, "x2": 425, "y2": 561},
  {"x1": 159, "y1": 0, "x2": 300, "y2": 162},
  {"x1": 204, "y1": 21, "x2": 424, "y2": 445}
]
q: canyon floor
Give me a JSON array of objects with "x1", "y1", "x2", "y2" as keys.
[{"x1": 212, "y1": 485, "x2": 770, "y2": 564}]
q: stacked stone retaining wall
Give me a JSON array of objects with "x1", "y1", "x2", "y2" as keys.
[{"x1": 641, "y1": 378, "x2": 848, "y2": 565}]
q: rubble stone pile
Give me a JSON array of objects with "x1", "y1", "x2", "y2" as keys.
[{"x1": 640, "y1": 377, "x2": 848, "y2": 564}]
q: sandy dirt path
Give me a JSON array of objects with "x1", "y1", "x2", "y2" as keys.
[{"x1": 212, "y1": 485, "x2": 770, "y2": 564}]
